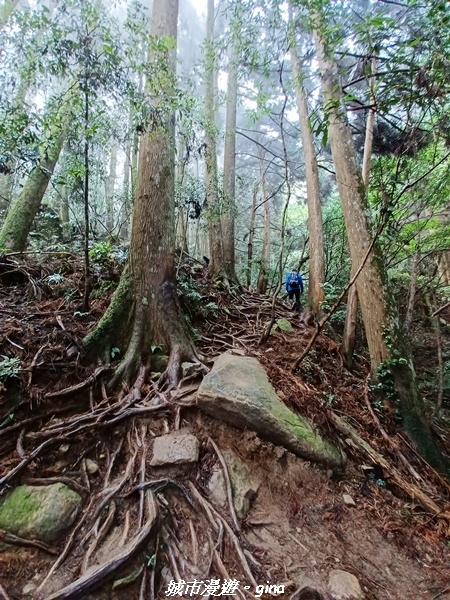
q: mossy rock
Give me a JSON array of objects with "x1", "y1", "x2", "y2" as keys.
[
  {"x1": 0, "y1": 483, "x2": 81, "y2": 544},
  {"x1": 276, "y1": 318, "x2": 293, "y2": 332},
  {"x1": 197, "y1": 353, "x2": 345, "y2": 468}
]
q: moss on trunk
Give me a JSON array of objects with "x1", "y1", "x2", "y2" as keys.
[
  {"x1": 0, "y1": 88, "x2": 74, "y2": 252},
  {"x1": 83, "y1": 271, "x2": 134, "y2": 360},
  {"x1": 83, "y1": 0, "x2": 197, "y2": 391}
]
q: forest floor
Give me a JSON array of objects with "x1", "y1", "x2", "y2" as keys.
[{"x1": 0, "y1": 253, "x2": 449, "y2": 599}]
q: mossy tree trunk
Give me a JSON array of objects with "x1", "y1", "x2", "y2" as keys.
[
  {"x1": 83, "y1": 0, "x2": 197, "y2": 389},
  {"x1": 289, "y1": 4, "x2": 325, "y2": 316},
  {"x1": 313, "y1": 6, "x2": 448, "y2": 473},
  {"x1": 0, "y1": 89, "x2": 74, "y2": 251}
]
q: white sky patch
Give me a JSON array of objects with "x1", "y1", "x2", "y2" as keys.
[{"x1": 191, "y1": 0, "x2": 208, "y2": 19}]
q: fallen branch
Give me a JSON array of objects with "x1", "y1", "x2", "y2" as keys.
[
  {"x1": 327, "y1": 411, "x2": 445, "y2": 517},
  {"x1": 432, "y1": 300, "x2": 450, "y2": 318},
  {"x1": 362, "y1": 381, "x2": 422, "y2": 482},
  {"x1": 23, "y1": 477, "x2": 88, "y2": 499},
  {"x1": 45, "y1": 366, "x2": 113, "y2": 399},
  {"x1": 0, "y1": 436, "x2": 68, "y2": 488},
  {"x1": 43, "y1": 492, "x2": 159, "y2": 600},
  {"x1": 0, "y1": 583, "x2": 12, "y2": 600},
  {"x1": 0, "y1": 529, "x2": 58, "y2": 555}
]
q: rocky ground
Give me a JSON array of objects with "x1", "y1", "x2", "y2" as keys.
[{"x1": 0, "y1": 254, "x2": 449, "y2": 599}]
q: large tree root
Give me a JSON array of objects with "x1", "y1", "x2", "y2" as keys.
[{"x1": 42, "y1": 492, "x2": 159, "y2": 600}]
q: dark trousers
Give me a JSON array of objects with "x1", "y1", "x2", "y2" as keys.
[{"x1": 288, "y1": 288, "x2": 300, "y2": 309}]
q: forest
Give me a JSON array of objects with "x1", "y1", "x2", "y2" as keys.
[{"x1": 0, "y1": 0, "x2": 450, "y2": 598}]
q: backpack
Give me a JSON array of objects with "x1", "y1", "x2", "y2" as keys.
[{"x1": 289, "y1": 272, "x2": 300, "y2": 288}]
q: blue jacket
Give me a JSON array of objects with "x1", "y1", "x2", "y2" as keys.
[{"x1": 286, "y1": 271, "x2": 304, "y2": 293}]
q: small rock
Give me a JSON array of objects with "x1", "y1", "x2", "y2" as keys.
[
  {"x1": 0, "y1": 483, "x2": 81, "y2": 544},
  {"x1": 150, "y1": 432, "x2": 200, "y2": 466},
  {"x1": 181, "y1": 362, "x2": 197, "y2": 378},
  {"x1": 85, "y1": 459, "x2": 99, "y2": 475},
  {"x1": 342, "y1": 494, "x2": 356, "y2": 507},
  {"x1": 274, "y1": 446, "x2": 286, "y2": 459},
  {"x1": 58, "y1": 444, "x2": 70, "y2": 454},
  {"x1": 22, "y1": 583, "x2": 37, "y2": 595},
  {"x1": 328, "y1": 569, "x2": 364, "y2": 599},
  {"x1": 207, "y1": 450, "x2": 260, "y2": 519},
  {"x1": 226, "y1": 348, "x2": 246, "y2": 356}
]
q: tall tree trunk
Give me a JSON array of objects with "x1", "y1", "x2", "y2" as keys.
[
  {"x1": 342, "y1": 58, "x2": 377, "y2": 369},
  {"x1": 0, "y1": 88, "x2": 74, "y2": 251},
  {"x1": 289, "y1": 4, "x2": 325, "y2": 315},
  {"x1": 312, "y1": 10, "x2": 447, "y2": 472},
  {"x1": 256, "y1": 150, "x2": 270, "y2": 294},
  {"x1": 175, "y1": 137, "x2": 189, "y2": 253},
  {"x1": 404, "y1": 215, "x2": 421, "y2": 334},
  {"x1": 221, "y1": 39, "x2": 239, "y2": 283},
  {"x1": 83, "y1": 0, "x2": 196, "y2": 390},
  {"x1": 60, "y1": 183, "x2": 70, "y2": 242},
  {"x1": 106, "y1": 146, "x2": 117, "y2": 235},
  {"x1": 120, "y1": 130, "x2": 132, "y2": 241},
  {"x1": 1, "y1": 0, "x2": 57, "y2": 208},
  {"x1": 204, "y1": 0, "x2": 223, "y2": 277},
  {"x1": 437, "y1": 250, "x2": 450, "y2": 286},
  {"x1": 247, "y1": 183, "x2": 258, "y2": 290},
  {"x1": 83, "y1": 84, "x2": 91, "y2": 312}
]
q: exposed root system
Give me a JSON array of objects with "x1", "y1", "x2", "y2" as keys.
[{"x1": 0, "y1": 256, "x2": 449, "y2": 599}]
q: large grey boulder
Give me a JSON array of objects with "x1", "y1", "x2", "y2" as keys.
[
  {"x1": 197, "y1": 354, "x2": 344, "y2": 468},
  {"x1": 0, "y1": 483, "x2": 81, "y2": 544}
]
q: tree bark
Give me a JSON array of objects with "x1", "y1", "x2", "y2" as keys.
[
  {"x1": 289, "y1": 4, "x2": 325, "y2": 315},
  {"x1": 120, "y1": 128, "x2": 132, "y2": 241},
  {"x1": 0, "y1": 88, "x2": 74, "y2": 251},
  {"x1": 404, "y1": 217, "x2": 421, "y2": 334},
  {"x1": 256, "y1": 149, "x2": 270, "y2": 294},
  {"x1": 83, "y1": 0, "x2": 196, "y2": 389},
  {"x1": 105, "y1": 146, "x2": 117, "y2": 235},
  {"x1": 204, "y1": 0, "x2": 223, "y2": 278},
  {"x1": 312, "y1": 9, "x2": 448, "y2": 473},
  {"x1": 175, "y1": 137, "x2": 189, "y2": 253},
  {"x1": 247, "y1": 184, "x2": 258, "y2": 290},
  {"x1": 342, "y1": 58, "x2": 377, "y2": 369},
  {"x1": 221, "y1": 38, "x2": 239, "y2": 283},
  {"x1": 59, "y1": 182, "x2": 70, "y2": 241}
]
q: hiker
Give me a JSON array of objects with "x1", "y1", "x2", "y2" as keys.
[{"x1": 285, "y1": 268, "x2": 304, "y2": 310}]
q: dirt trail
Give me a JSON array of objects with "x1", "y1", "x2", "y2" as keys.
[{"x1": 0, "y1": 257, "x2": 449, "y2": 599}]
